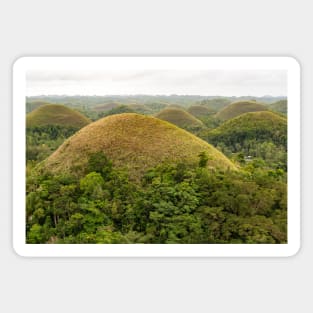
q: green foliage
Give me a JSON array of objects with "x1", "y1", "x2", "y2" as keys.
[
  {"x1": 203, "y1": 111, "x2": 287, "y2": 169},
  {"x1": 26, "y1": 153, "x2": 287, "y2": 244},
  {"x1": 87, "y1": 152, "x2": 113, "y2": 177},
  {"x1": 198, "y1": 151, "x2": 209, "y2": 168},
  {"x1": 26, "y1": 125, "x2": 79, "y2": 162},
  {"x1": 98, "y1": 105, "x2": 135, "y2": 119}
]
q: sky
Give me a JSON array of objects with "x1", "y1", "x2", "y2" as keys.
[{"x1": 26, "y1": 70, "x2": 287, "y2": 97}]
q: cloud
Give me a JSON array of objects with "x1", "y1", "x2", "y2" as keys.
[{"x1": 26, "y1": 69, "x2": 287, "y2": 96}]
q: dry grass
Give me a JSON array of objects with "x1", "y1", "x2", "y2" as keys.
[
  {"x1": 26, "y1": 104, "x2": 91, "y2": 128},
  {"x1": 155, "y1": 108, "x2": 204, "y2": 129},
  {"x1": 43, "y1": 113, "x2": 237, "y2": 178},
  {"x1": 216, "y1": 101, "x2": 268, "y2": 121}
]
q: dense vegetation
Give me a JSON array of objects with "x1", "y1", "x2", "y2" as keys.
[
  {"x1": 26, "y1": 125, "x2": 79, "y2": 162},
  {"x1": 202, "y1": 111, "x2": 287, "y2": 170},
  {"x1": 26, "y1": 152, "x2": 287, "y2": 244},
  {"x1": 98, "y1": 105, "x2": 135, "y2": 119}
]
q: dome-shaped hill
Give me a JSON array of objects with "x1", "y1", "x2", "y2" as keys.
[
  {"x1": 207, "y1": 111, "x2": 287, "y2": 147},
  {"x1": 216, "y1": 101, "x2": 268, "y2": 121},
  {"x1": 26, "y1": 100, "x2": 54, "y2": 113},
  {"x1": 155, "y1": 108, "x2": 204, "y2": 131},
  {"x1": 42, "y1": 113, "x2": 236, "y2": 178},
  {"x1": 269, "y1": 99, "x2": 287, "y2": 115},
  {"x1": 187, "y1": 105, "x2": 214, "y2": 118},
  {"x1": 26, "y1": 104, "x2": 91, "y2": 128}
]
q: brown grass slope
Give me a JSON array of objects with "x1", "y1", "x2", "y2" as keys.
[
  {"x1": 187, "y1": 105, "x2": 214, "y2": 118},
  {"x1": 155, "y1": 108, "x2": 204, "y2": 130},
  {"x1": 42, "y1": 113, "x2": 236, "y2": 178},
  {"x1": 26, "y1": 104, "x2": 91, "y2": 128},
  {"x1": 216, "y1": 100, "x2": 268, "y2": 121}
]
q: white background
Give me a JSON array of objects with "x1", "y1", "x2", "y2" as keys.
[{"x1": 1, "y1": 0, "x2": 312, "y2": 312}]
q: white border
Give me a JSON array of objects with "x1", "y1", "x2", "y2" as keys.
[{"x1": 13, "y1": 57, "x2": 300, "y2": 257}]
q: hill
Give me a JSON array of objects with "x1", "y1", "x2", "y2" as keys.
[
  {"x1": 128, "y1": 104, "x2": 153, "y2": 115},
  {"x1": 42, "y1": 113, "x2": 237, "y2": 178},
  {"x1": 206, "y1": 111, "x2": 287, "y2": 153},
  {"x1": 101, "y1": 105, "x2": 135, "y2": 117},
  {"x1": 26, "y1": 104, "x2": 91, "y2": 128},
  {"x1": 26, "y1": 100, "x2": 53, "y2": 113},
  {"x1": 92, "y1": 102, "x2": 121, "y2": 112},
  {"x1": 269, "y1": 99, "x2": 287, "y2": 115},
  {"x1": 155, "y1": 108, "x2": 205, "y2": 131},
  {"x1": 198, "y1": 98, "x2": 232, "y2": 112},
  {"x1": 187, "y1": 105, "x2": 214, "y2": 118},
  {"x1": 216, "y1": 100, "x2": 268, "y2": 121}
]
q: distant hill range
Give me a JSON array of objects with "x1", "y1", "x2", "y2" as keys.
[{"x1": 27, "y1": 95, "x2": 287, "y2": 110}]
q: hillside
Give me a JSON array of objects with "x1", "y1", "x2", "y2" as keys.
[
  {"x1": 42, "y1": 113, "x2": 236, "y2": 178},
  {"x1": 187, "y1": 105, "x2": 214, "y2": 118},
  {"x1": 26, "y1": 100, "x2": 53, "y2": 113},
  {"x1": 155, "y1": 108, "x2": 205, "y2": 131},
  {"x1": 101, "y1": 105, "x2": 135, "y2": 117},
  {"x1": 92, "y1": 102, "x2": 121, "y2": 112},
  {"x1": 269, "y1": 99, "x2": 287, "y2": 115},
  {"x1": 216, "y1": 100, "x2": 268, "y2": 121},
  {"x1": 198, "y1": 98, "x2": 232, "y2": 112},
  {"x1": 26, "y1": 104, "x2": 91, "y2": 128},
  {"x1": 128, "y1": 104, "x2": 153, "y2": 115},
  {"x1": 206, "y1": 111, "x2": 287, "y2": 149}
]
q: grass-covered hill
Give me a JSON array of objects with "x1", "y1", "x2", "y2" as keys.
[
  {"x1": 204, "y1": 111, "x2": 287, "y2": 168},
  {"x1": 155, "y1": 108, "x2": 205, "y2": 131},
  {"x1": 269, "y1": 99, "x2": 287, "y2": 115},
  {"x1": 26, "y1": 100, "x2": 53, "y2": 113},
  {"x1": 42, "y1": 113, "x2": 236, "y2": 178},
  {"x1": 187, "y1": 105, "x2": 214, "y2": 118},
  {"x1": 207, "y1": 111, "x2": 287, "y2": 146},
  {"x1": 26, "y1": 104, "x2": 92, "y2": 128},
  {"x1": 215, "y1": 100, "x2": 268, "y2": 121}
]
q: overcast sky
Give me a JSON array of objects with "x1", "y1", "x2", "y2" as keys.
[{"x1": 26, "y1": 70, "x2": 287, "y2": 97}]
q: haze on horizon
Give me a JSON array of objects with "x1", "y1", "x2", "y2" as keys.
[{"x1": 26, "y1": 69, "x2": 287, "y2": 97}]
